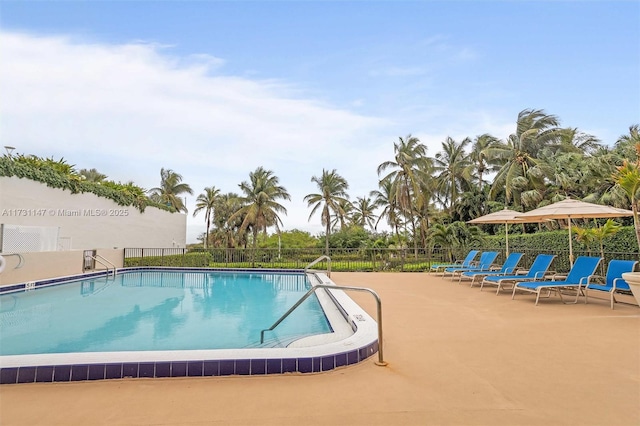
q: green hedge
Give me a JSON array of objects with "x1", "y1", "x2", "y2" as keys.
[
  {"x1": 483, "y1": 226, "x2": 638, "y2": 254},
  {"x1": 125, "y1": 252, "x2": 213, "y2": 267},
  {"x1": 0, "y1": 156, "x2": 172, "y2": 213}
]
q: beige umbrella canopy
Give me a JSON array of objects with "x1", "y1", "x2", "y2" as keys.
[
  {"x1": 516, "y1": 198, "x2": 633, "y2": 265},
  {"x1": 468, "y1": 208, "x2": 529, "y2": 255}
]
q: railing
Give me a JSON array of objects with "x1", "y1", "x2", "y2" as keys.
[
  {"x1": 123, "y1": 247, "x2": 452, "y2": 271},
  {"x1": 0, "y1": 252, "x2": 25, "y2": 271},
  {"x1": 260, "y1": 283, "x2": 387, "y2": 366},
  {"x1": 91, "y1": 254, "x2": 117, "y2": 277},
  {"x1": 123, "y1": 247, "x2": 639, "y2": 274},
  {"x1": 305, "y1": 255, "x2": 331, "y2": 277}
]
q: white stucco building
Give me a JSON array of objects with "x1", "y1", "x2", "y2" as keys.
[{"x1": 0, "y1": 176, "x2": 187, "y2": 251}]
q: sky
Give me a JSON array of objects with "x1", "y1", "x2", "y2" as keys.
[{"x1": 1, "y1": 1, "x2": 639, "y2": 243}]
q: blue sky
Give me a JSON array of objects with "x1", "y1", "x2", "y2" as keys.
[{"x1": 1, "y1": 1, "x2": 639, "y2": 242}]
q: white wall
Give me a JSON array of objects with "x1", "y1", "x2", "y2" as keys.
[
  {"x1": 0, "y1": 176, "x2": 186, "y2": 250},
  {"x1": 0, "y1": 249, "x2": 124, "y2": 286}
]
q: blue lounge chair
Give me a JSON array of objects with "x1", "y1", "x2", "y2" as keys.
[
  {"x1": 584, "y1": 259, "x2": 638, "y2": 309},
  {"x1": 430, "y1": 250, "x2": 480, "y2": 275},
  {"x1": 481, "y1": 254, "x2": 556, "y2": 295},
  {"x1": 512, "y1": 256, "x2": 602, "y2": 305},
  {"x1": 443, "y1": 251, "x2": 498, "y2": 281},
  {"x1": 460, "y1": 252, "x2": 524, "y2": 287}
]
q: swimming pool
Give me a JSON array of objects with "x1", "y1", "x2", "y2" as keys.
[
  {"x1": 0, "y1": 268, "x2": 379, "y2": 383},
  {"x1": 1, "y1": 270, "x2": 333, "y2": 355}
]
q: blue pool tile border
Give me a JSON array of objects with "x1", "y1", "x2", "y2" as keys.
[
  {"x1": 0, "y1": 267, "x2": 307, "y2": 295},
  {"x1": 1, "y1": 267, "x2": 380, "y2": 384},
  {"x1": 0, "y1": 270, "x2": 111, "y2": 294},
  {"x1": 0, "y1": 341, "x2": 379, "y2": 384}
]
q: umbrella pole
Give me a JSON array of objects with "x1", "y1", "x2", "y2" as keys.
[
  {"x1": 568, "y1": 218, "x2": 574, "y2": 266},
  {"x1": 505, "y1": 223, "x2": 509, "y2": 256}
]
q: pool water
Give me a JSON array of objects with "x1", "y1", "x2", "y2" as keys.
[{"x1": 0, "y1": 271, "x2": 332, "y2": 356}]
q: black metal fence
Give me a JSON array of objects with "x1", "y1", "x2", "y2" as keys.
[{"x1": 123, "y1": 247, "x2": 638, "y2": 274}]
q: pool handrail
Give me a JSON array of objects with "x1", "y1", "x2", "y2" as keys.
[
  {"x1": 0, "y1": 252, "x2": 25, "y2": 270},
  {"x1": 90, "y1": 254, "x2": 117, "y2": 277},
  {"x1": 305, "y1": 255, "x2": 331, "y2": 277},
  {"x1": 260, "y1": 283, "x2": 387, "y2": 366}
]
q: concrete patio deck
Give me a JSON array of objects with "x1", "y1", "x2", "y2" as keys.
[{"x1": 1, "y1": 272, "x2": 638, "y2": 425}]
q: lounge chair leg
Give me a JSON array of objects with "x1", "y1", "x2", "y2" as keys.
[
  {"x1": 535, "y1": 290, "x2": 540, "y2": 305},
  {"x1": 512, "y1": 285, "x2": 517, "y2": 300},
  {"x1": 611, "y1": 293, "x2": 616, "y2": 310},
  {"x1": 570, "y1": 285, "x2": 582, "y2": 304}
]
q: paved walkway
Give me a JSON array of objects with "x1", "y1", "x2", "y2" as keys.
[{"x1": 1, "y1": 272, "x2": 639, "y2": 425}]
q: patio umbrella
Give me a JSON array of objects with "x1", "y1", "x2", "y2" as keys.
[
  {"x1": 468, "y1": 208, "x2": 531, "y2": 255},
  {"x1": 516, "y1": 198, "x2": 633, "y2": 265}
]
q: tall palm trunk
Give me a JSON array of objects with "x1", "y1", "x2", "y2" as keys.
[
  {"x1": 324, "y1": 206, "x2": 331, "y2": 256},
  {"x1": 251, "y1": 228, "x2": 259, "y2": 267},
  {"x1": 204, "y1": 216, "x2": 210, "y2": 249}
]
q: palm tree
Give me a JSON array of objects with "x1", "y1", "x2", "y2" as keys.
[
  {"x1": 371, "y1": 177, "x2": 403, "y2": 242},
  {"x1": 193, "y1": 186, "x2": 220, "y2": 249},
  {"x1": 351, "y1": 196, "x2": 378, "y2": 231},
  {"x1": 583, "y1": 146, "x2": 626, "y2": 207},
  {"x1": 331, "y1": 198, "x2": 354, "y2": 231},
  {"x1": 230, "y1": 167, "x2": 291, "y2": 255},
  {"x1": 304, "y1": 169, "x2": 350, "y2": 256},
  {"x1": 148, "y1": 168, "x2": 193, "y2": 213},
  {"x1": 120, "y1": 181, "x2": 149, "y2": 211},
  {"x1": 573, "y1": 219, "x2": 622, "y2": 274},
  {"x1": 612, "y1": 127, "x2": 640, "y2": 249},
  {"x1": 79, "y1": 168, "x2": 107, "y2": 183},
  {"x1": 467, "y1": 133, "x2": 501, "y2": 189},
  {"x1": 454, "y1": 187, "x2": 488, "y2": 222},
  {"x1": 556, "y1": 128, "x2": 601, "y2": 154},
  {"x1": 613, "y1": 158, "x2": 640, "y2": 251},
  {"x1": 592, "y1": 219, "x2": 622, "y2": 271},
  {"x1": 433, "y1": 136, "x2": 471, "y2": 213},
  {"x1": 428, "y1": 223, "x2": 457, "y2": 262},
  {"x1": 377, "y1": 135, "x2": 430, "y2": 255},
  {"x1": 488, "y1": 109, "x2": 560, "y2": 208},
  {"x1": 614, "y1": 124, "x2": 640, "y2": 159},
  {"x1": 214, "y1": 192, "x2": 243, "y2": 249},
  {"x1": 413, "y1": 176, "x2": 438, "y2": 248}
]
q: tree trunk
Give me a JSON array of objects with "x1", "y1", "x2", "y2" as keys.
[
  {"x1": 204, "y1": 217, "x2": 210, "y2": 249},
  {"x1": 251, "y1": 228, "x2": 258, "y2": 267},
  {"x1": 325, "y1": 221, "x2": 330, "y2": 257}
]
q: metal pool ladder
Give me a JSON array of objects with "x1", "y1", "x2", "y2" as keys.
[
  {"x1": 90, "y1": 254, "x2": 117, "y2": 277},
  {"x1": 259, "y1": 283, "x2": 387, "y2": 366},
  {"x1": 305, "y1": 255, "x2": 331, "y2": 277}
]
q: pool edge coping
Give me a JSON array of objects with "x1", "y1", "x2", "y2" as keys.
[{"x1": 0, "y1": 268, "x2": 380, "y2": 383}]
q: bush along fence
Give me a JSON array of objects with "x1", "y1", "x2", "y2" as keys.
[{"x1": 123, "y1": 247, "x2": 638, "y2": 274}]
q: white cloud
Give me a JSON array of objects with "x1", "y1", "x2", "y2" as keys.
[
  {"x1": 0, "y1": 31, "x2": 393, "y2": 242},
  {"x1": 1, "y1": 30, "x2": 520, "y2": 244}
]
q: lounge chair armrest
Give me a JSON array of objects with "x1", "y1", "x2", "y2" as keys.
[
  {"x1": 579, "y1": 276, "x2": 594, "y2": 285},
  {"x1": 612, "y1": 277, "x2": 628, "y2": 290},
  {"x1": 516, "y1": 269, "x2": 529, "y2": 275}
]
